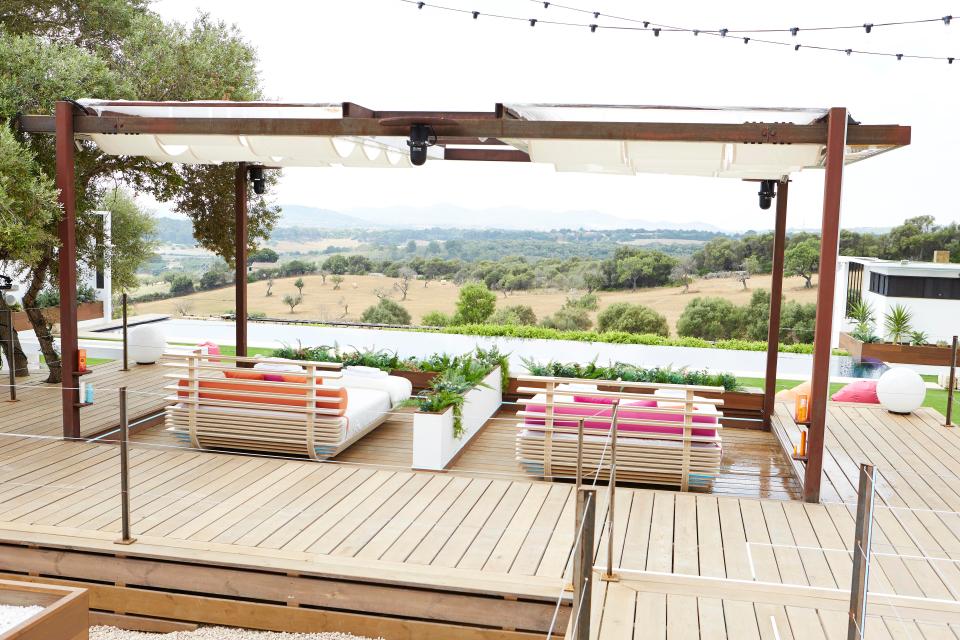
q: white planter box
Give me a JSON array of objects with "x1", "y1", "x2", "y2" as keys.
[{"x1": 412, "y1": 366, "x2": 502, "y2": 471}]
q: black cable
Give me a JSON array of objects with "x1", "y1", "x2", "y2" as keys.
[
  {"x1": 399, "y1": 0, "x2": 958, "y2": 63},
  {"x1": 528, "y1": 0, "x2": 953, "y2": 35}
]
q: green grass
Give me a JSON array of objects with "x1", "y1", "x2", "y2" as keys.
[
  {"x1": 214, "y1": 345, "x2": 275, "y2": 358},
  {"x1": 738, "y1": 376, "x2": 950, "y2": 418}
]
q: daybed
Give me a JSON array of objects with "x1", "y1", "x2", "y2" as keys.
[
  {"x1": 514, "y1": 376, "x2": 724, "y2": 491},
  {"x1": 163, "y1": 353, "x2": 411, "y2": 460}
]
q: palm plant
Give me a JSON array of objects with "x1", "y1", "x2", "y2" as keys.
[
  {"x1": 908, "y1": 330, "x2": 929, "y2": 346},
  {"x1": 883, "y1": 304, "x2": 913, "y2": 344},
  {"x1": 848, "y1": 298, "x2": 874, "y2": 326}
]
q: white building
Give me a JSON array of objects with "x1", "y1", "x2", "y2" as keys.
[{"x1": 832, "y1": 256, "x2": 960, "y2": 347}]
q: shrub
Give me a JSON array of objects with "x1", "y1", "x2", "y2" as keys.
[
  {"x1": 455, "y1": 282, "x2": 496, "y2": 324},
  {"x1": 540, "y1": 307, "x2": 592, "y2": 331},
  {"x1": 422, "y1": 310, "x2": 455, "y2": 327},
  {"x1": 521, "y1": 358, "x2": 740, "y2": 391},
  {"x1": 169, "y1": 275, "x2": 195, "y2": 296},
  {"x1": 676, "y1": 297, "x2": 743, "y2": 341},
  {"x1": 280, "y1": 259, "x2": 317, "y2": 277},
  {"x1": 490, "y1": 305, "x2": 537, "y2": 326},
  {"x1": 437, "y1": 324, "x2": 831, "y2": 355},
  {"x1": 199, "y1": 269, "x2": 231, "y2": 291},
  {"x1": 248, "y1": 248, "x2": 279, "y2": 264},
  {"x1": 322, "y1": 254, "x2": 349, "y2": 275},
  {"x1": 597, "y1": 303, "x2": 668, "y2": 336},
  {"x1": 360, "y1": 298, "x2": 412, "y2": 325},
  {"x1": 282, "y1": 294, "x2": 302, "y2": 313},
  {"x1": 564, "y1": 292, "x2": 599, "y2": 311},
  {"x1": 34, "y1": 284, "x2": 98, "y2": 308}
]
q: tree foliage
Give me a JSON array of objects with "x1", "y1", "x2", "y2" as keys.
[
  {"x1": 360, "y1": 298, "x2": 412, "y2": 325},
  {"x1": 454, "y1": 282, "x2": 496, "y2": 324},
  {"x1": 0, "y1": 3, "x2": 276, "y2": 380},
  {"x1": 784, "y1": 238, "x2": 821, "y2": 288},
  {"x1": 597, "y1": 303, "x2": 669, "y2": 336}
]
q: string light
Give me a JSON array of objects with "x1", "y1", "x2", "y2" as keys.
[
  {"x1": 531, "y1": 0, "x2": 954, "y2": 36},
  {"x1": 398, "y1": 0, "x2": 958, "y2": 64}
]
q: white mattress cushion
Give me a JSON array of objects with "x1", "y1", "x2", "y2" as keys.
[
  {"x1": 343, "y1": 386, "x2": 391, "y2": 436},
  {"x1": 335, "y1": 373, "x2": 412, "y2": 406}
]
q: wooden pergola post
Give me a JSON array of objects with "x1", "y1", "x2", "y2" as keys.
[
  {"x1": 235, "y1": 163, "x2": 248, "y2": 360},
  {"x1": 763, "y1": 179, "x2": 789, "y2": 427},
  {"x1": 805, "y1": 107, "x2": 848, "y2": 503},
  {"x1": 55, "y1": 101, "x2": 81, "y2": 439}
]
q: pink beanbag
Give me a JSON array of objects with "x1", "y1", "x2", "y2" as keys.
[
  {"x1": 525, "y1": 399, "x2": 717, "y2": 437},
  {"x1": 831, "y1": 380, "x2": 880, "y2": 404},
  {"x1": 198, "y1": 341, "x2": 221, "y2": 363}
]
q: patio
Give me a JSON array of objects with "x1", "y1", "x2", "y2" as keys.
[
  {"x1": 0, "y1": 397, "x2": 958, "y2": 637},
  {"x1": 5, "y1": 99, "x2": 939, "y2": 637}
]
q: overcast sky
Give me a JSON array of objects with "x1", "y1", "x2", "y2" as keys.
[{"x1": 150, "y1": 0, "x2": 959, "y2": 232}]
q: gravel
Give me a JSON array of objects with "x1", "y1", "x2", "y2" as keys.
[
  {"x1": 90, "y1": 627, "x2": 382, "y2": 640},
  {"x1": 0, "y1": 604, "x2": 44, "y2": 632}
]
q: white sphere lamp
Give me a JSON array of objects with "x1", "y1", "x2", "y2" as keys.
[
  {"x1": 128, "y1": 325, "x2": 166, "y2": 364},
  {"x1": 875, "y1": 367, "x2": 926, "y2": 414}
]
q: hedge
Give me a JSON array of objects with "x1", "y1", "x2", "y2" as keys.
[{"x1": 438, "y1": 324, "x2": 844, "y2": 355}]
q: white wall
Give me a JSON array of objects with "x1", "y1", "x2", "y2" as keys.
[{"x1": 863, "y1": 290, "x2": 957, "y2": 344}]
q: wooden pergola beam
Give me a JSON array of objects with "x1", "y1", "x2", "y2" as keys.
[
  {"x1": 17, "y1": 114, "x2": 910, "y2": 148},
  {"x1": 763, "y1": 179, "x2": 789, "y2": 427},
  {"x1": 805, "y1": 107, "x2": 849, "y2": 503},
  {"x1": 235, "y1": 163, "x2": 248, "y2": 361},
  {"x1": 55, "y1": 101, "x2": 81, "y2": 439}
]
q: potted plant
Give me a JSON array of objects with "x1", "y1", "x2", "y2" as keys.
[
  {"x1": 410, "y1": 348, "x2": 507, "y2": 470},
  {"x1": 883, "y1": 304, "x2": 913, "y2": 345}
]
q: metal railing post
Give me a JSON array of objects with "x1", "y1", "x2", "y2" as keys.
[
  {"x1": 946, "y1": 335, "x2": 957, "y2": 427},
  {"x1": 576, "y1": 418, "x2": 584, "y2": 489},
  {"x1": 572, "y1": 487, "x2": 596, "y2": 640},
  {"x1": 5, "y1": 308, "x2": 15, "y2": 402},
  {"x1": 847, "y1": 463, "x2": 876, "y2": 640},
  {"x1": 121, "y1": 293, "x2": 129, "y2": 372},
  {"x1": 115, "y1": 386, "x2": 136, "y2": 545},
  {"x1": 603, "y1": 401, "x2": 620, "y2": 582}
]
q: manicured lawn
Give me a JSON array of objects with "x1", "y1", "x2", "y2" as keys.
[
  {"x1": 738, "y1": 376, "x2": 951, "y2": 419},
  {"x1": 211, "y1": 344, "x2": 275, "y2": 358}
]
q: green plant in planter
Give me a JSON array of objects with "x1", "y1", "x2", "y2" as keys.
[
  {"x1": 474, "y1": 345, "x2": 510, "y2": 389},
  {"x1": 908, "y1": 330, "x2": 930, "y2": 346},
  {"x1": 883, "y1": 304, "x2": 913, "y2": 345},
  {"x1": 847, "y1": 298, "x2": 874, "y2": 326},
  {"x1": 404, "y1": 347, "x2": 507, "y2": 438},
  {"x1": 520, "y1": 357, "x2": 741, "y2": 391},
  {"x1": 850, "y1": 322, "x2": 881, "y2": 344}
]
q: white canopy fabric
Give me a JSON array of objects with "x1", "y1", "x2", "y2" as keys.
[{"x1": 76, "y1": 100, "x2": 892, "y2": 179}]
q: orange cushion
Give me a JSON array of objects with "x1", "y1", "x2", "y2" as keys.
[
  {"x1": 224, "y1": 369, "x2": 266, "y2": 381},
  {"x1": 776, "y1": 380, "x2": 811, "y2": 402},
  {"x1": 177, "y1": 379, "x2": 348, "y2": 415}
]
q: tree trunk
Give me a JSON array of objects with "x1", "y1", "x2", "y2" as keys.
[
  {"x1": 21, "y1": 253, "x2": 61, "y2": 383},
  {"x1": 803, "y1": 274, "x2": 813, "y2": 288},
  {"x1": 0, "y1": 302, "x2": 29, "y2": 378}
]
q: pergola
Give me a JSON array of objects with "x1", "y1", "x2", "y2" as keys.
[{"x1": 18, "y1": 100, "x2": 911, "y2": 503}]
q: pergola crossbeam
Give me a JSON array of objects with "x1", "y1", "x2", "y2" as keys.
[{"x1": 17, "y1": 114, "x2": 909, "y2": 148}]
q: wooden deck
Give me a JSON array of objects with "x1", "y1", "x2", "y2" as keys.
[
  {"x1": 1, "y1": 362, "x2": 958, "y2": 637},
  {"x1": 135, "y1": 407, "x2": 802, "y2": 500},
  {"x1": 0, "y1": 360, "x2": 169, "y2": 439}
]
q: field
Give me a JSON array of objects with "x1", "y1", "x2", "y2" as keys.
[{"x1": 131, "y1": 272, "x2": 819, "y2": 333}]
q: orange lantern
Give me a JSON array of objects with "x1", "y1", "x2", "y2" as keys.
[
  {"x1": 78, "y1": 349, "x2": 87, "y2": 372},
  {"x1": 795, "y1": 393, "x2": 810, "y2": 423}
]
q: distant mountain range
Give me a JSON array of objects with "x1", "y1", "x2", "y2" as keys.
[
  {"x1": 151, "y1": 205, "x2": 892, "y2": 242},
  {"x1": 275, "y1": 203, "x2": 723, "y2": 231}
]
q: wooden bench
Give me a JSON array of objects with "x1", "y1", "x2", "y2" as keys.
[
  {"x1": 514, "y1": 375, "x2": 724, "y2": 491},
  {"x1": 162, "y1": 353, "x2": 392, "y2": 460}
]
